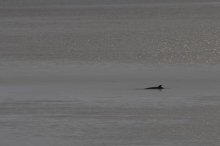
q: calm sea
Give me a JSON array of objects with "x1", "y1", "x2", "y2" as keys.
[{"x1": 0, "y1": 1, "x2": 220, "y2": 145}]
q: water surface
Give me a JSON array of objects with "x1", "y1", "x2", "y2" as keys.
[{"x1": 1, "y1": 1, "x2": 220, "y2": 145}]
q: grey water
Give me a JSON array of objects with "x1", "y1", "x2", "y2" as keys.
[{"x1": 1, "y1": 0, "x2": 220, "y2": 145}]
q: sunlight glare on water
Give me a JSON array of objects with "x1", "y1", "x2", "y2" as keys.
[{"x1": 1, "y1": 0, "x2": 220, "y2": 64}]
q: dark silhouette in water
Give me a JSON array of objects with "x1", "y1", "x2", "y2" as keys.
[{"x1": 145, "y1": 85, "x2": 164, "y2": 89}]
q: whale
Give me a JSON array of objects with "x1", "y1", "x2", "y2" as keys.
[{"x1": 145, "y1": 85, "x2": 164, "y2": 89}]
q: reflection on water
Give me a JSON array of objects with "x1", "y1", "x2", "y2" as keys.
[
  {"x1": 1, "y1": 61, "x2": 220, "y2": 146},
  {"x1": 0, "y1": 96, "x2": 220, "y2": 146},
  {"x1": 1, "y1": 1, "x2": 220, "y2": 64}
]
